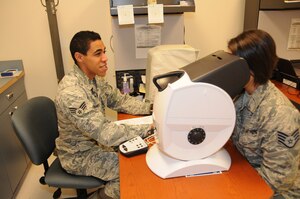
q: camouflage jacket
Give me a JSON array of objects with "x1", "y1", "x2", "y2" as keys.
[
  {"x1": 55, "y1": 65, "x2": 152, "y2": 170},
  {"x1": 232, "y1": 81, "x2": 300, "y2": 199}
]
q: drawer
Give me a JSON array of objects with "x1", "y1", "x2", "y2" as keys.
[{"x1": 0, "y1": 77, "x2": 25, "y2": 114}]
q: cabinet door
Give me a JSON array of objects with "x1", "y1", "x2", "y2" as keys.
[
  {"x1": 0, "y1": 155, "x2": 13, "y2": 199},
  {"x1": 0, "y1": 93, "x2": 28, "y2": 195}
]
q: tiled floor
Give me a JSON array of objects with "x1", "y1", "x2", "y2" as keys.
[{"x1": 15, "y1": 155, "x2": 76, "y2": 199}]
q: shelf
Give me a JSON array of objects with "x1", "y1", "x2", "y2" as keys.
[{"x1": 110, "y1": 0, "x2": 195, "y2": 16}]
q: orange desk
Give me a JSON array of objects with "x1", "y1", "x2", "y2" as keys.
[
  {"x1": 117, "y1": 113, "x2": 142, "y2": 120},
  {"x1": 272, "y1": 80, "x2": 300, "y2": 105},
  {"x1": 118, "y1": 114, "x2": 274, "y2": 199}
]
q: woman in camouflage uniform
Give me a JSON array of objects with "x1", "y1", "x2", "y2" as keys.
[{"x1": 229, "y1": 29, "x2": 300, "y2": 199}]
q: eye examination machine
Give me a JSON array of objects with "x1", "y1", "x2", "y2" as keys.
[{"x1": 146, "y1": 50, "x2": 250, "y2": 179}]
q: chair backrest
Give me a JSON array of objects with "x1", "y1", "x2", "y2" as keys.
[{"x1": 11, "y1": 96, "x2": 58, "y2": 165}]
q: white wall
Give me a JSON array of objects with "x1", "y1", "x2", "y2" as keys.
[
  {"x1": 0, "y1": 0, "x2": 245, "y2": 99},
  {"x1": 112, "y1": 14, "x2": 185, "y2": 70},
  {"x1": 57, "y1": 1, "x2": 115, "y2": 76},
  {"x1": 258, "y1": 10, "x2": 300, "y2": 60},
  {"x1": 184, "y1": 0, "x2": 246, "y2": 58},
  {"x1": 0, "y1": 0, "x2": 115, "y2": 100},
  {"x1": 0, "y1": 0, "x2": 58, "y2": 99}
]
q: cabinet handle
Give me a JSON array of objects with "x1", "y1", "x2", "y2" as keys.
[
  {"x1": 9, "y1": 106, "x2": 18, "y2": 116},
  {"x1": 6, "y1": 92, "x2": 14, "y2": 100}
]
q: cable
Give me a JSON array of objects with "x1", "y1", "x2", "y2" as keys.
[{"x1": 110, "y1": 35, "x2": 114, "y2": 53}]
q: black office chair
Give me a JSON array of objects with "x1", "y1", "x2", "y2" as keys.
[{"x1": 11, "y1": 96, "x2": 105, "y2": 199}]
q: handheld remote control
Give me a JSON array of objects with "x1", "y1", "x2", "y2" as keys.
[{"x1": 119, "y1": 136, "x2": 148, "y2": 157}]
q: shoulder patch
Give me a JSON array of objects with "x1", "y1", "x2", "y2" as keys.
[
  {"x1": 277, "y1": 130, "x2": 299, "y2": 148},
  {"x1": 91, "y1": 87, "x2": 98, "y2": 98},
  {"x1": 68, "y1": 102, "x2": 87, "y2": 116}
]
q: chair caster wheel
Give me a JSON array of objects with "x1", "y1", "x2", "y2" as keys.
[{"x1": 53, "y1": 188, "x2": 62, "y2": 199}]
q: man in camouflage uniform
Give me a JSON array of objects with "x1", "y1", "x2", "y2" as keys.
[
  {"x1": 229, "y1": 30, "x2": 300, "y2": 199},
  {"x1": 55, "y1": 31, "x2": 153, "y2": 199}
]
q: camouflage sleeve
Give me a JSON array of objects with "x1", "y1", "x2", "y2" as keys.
[
  {"x1": 102, "y1": 81, "x2": 152, "y2": 115},
  {"x1": 56, "y1": 86, "x2": 152, "y2": 147},
  {"x1": 256, "y1": 106, "x2": 300, "y2": 192}
]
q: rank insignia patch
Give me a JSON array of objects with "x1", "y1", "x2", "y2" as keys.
[
  {"x1": 91, "y1": 87, "x2": 98, "y2": 98},
  {"x1": 69, "y1": 102, "x2": 87, "y2": 116},
  {"x1": 278, "y1": 130, "x2": 299, "y2": 148}
]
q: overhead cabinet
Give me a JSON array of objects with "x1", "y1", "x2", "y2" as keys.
[
  {"x1": 244, "y1": 0, "x2": 300, "y2": 30},
  {"x1": 260, "y1": 0, "x2": 300, "y2": 10}
]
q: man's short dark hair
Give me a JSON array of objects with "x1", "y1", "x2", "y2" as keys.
[
  {"x1": 228, "y1": 29, "x2": 278, "y2": 85},
  {"x1": 70, "y1": 31, "x2": 101, "y2": 64}
]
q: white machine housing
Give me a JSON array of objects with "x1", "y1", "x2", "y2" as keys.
[
  {"x1": 146, "y1": 51, "x2": 250, "y2": 179},
  {"x1": 152, "y1": 72, "x2": 235, "y2": 160}
]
